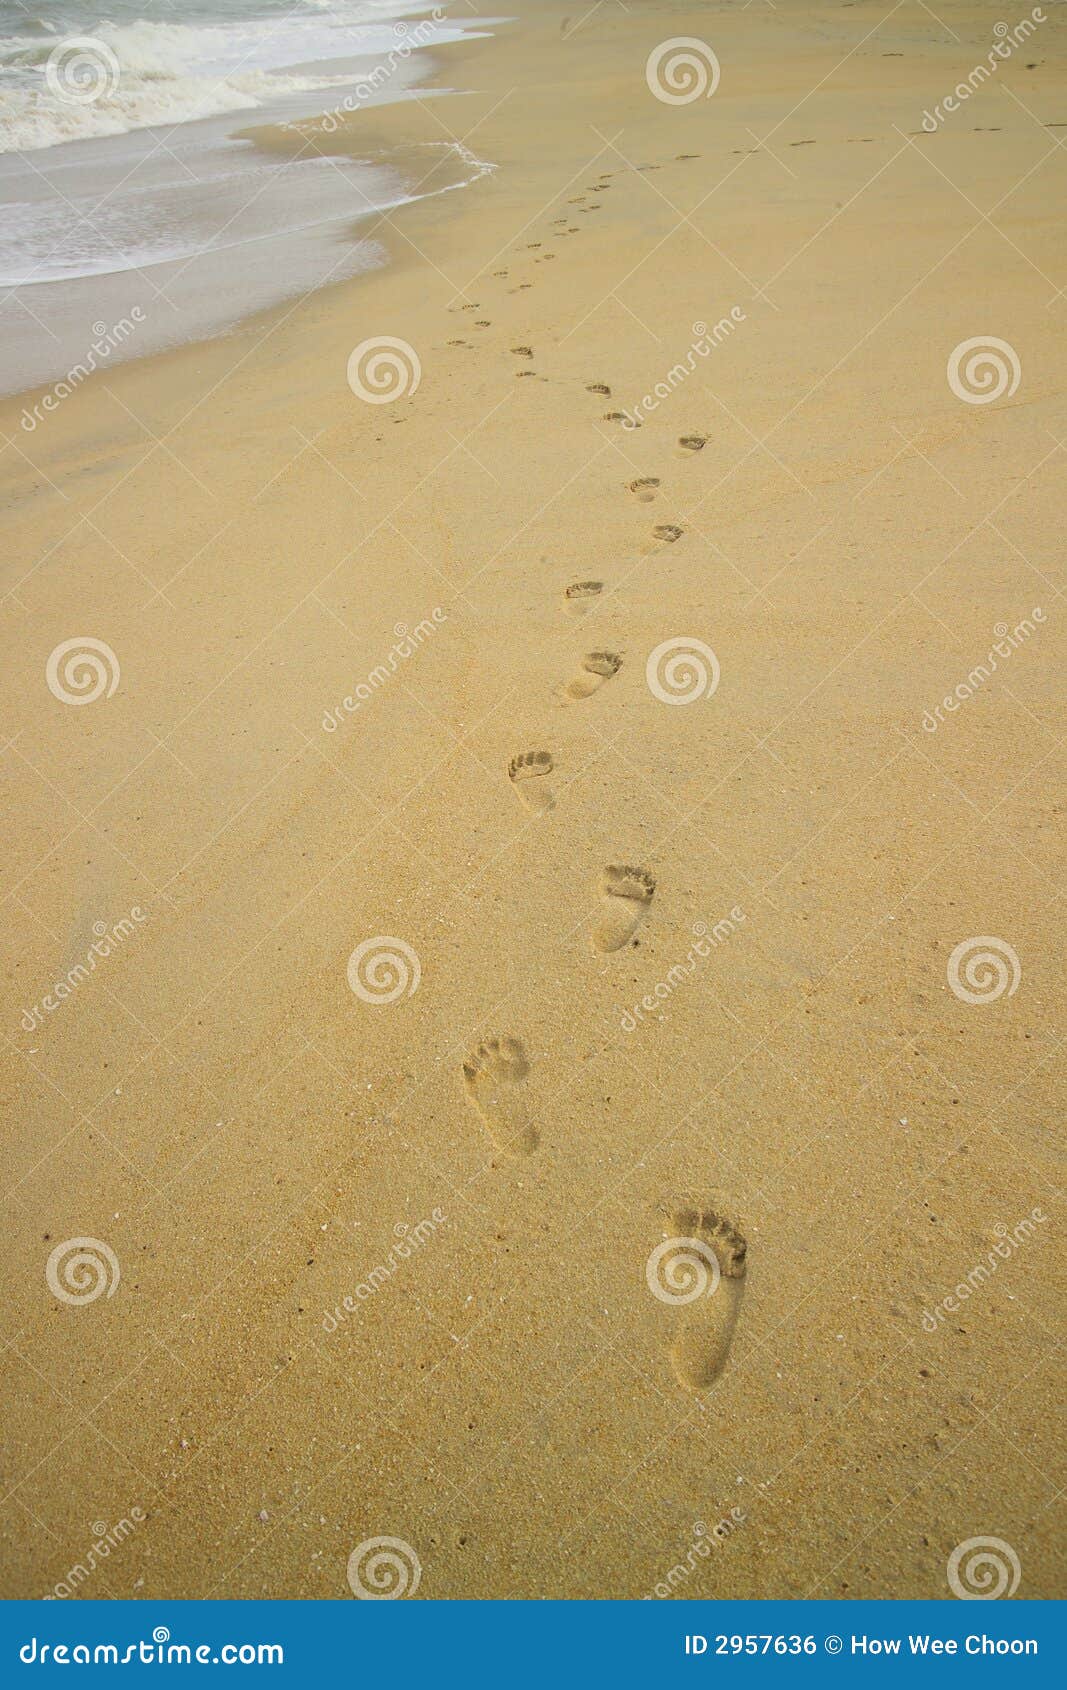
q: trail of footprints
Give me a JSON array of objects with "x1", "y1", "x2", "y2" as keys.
[{"x1": 454, "y1": 158, "x2": 744, "y2": 1389}]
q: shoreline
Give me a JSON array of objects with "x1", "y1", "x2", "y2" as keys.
[
  {"x1": 0, "y1": 6, "x2": 502, "y2": 408},
  {"x1": 1, "y1": 0, "x2": 1062, "y2": 1600}
]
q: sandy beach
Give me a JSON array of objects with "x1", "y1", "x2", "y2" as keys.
[{"x1": 1, "y1": 0, "x2": 1064, "y2": 1600}]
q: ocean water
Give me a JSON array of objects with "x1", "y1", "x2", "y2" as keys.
[
  {"x1": 0, "y1": 0, "x2": 462, "y2": 152},
  {"x1": 0, "y1": 2, "x2": 495, "y2": 398}
]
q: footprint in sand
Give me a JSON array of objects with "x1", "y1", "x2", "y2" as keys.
[
  {"x1": 463, "y1": 1038, "x2": 536, "y2": 1154},
  {"x1": 587, "y1": 382, "x2": 611, "y2": 395},
  {"x1": 678, "y1": 434, "x2": 707, "y2": 454},
  {"x1": 563, "y1": 652, "x2": 621, "y2": 701},
  {"x1": 629, "y1": 476, "x2": 660, "y2": 503},
  {"x1": 563, "y1": 580, "x2": 603, "y2": 616},
  {"x1": 652, "y1": 523, "x2": 684, "y2": 544},
  {"x1": 508, "y1": 749, "x2": 555, "y2": 811},
  {"x1": 592, "y1": 864, "x2": 655, "y2": 952},
  {"x1": 650, "y1": 1205, "x2": 747, "y2": 1391},
  {"x1": 511, "y1": 345, "x2": 533, "y2": 357}
]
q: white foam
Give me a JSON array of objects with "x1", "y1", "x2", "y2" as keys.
[
  {"x1": 0, "y1": 4, "x2": 468, "y2": 154},
  {"x1": 0, "y1": 64, "x2": 369, "y2": 153}
]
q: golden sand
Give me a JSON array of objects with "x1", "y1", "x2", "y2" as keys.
[{"x1": 2, "y1": 0, "x2": 1063, "y2": 1599}]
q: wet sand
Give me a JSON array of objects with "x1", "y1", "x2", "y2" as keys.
[{"x1": 1, "y1": 0, "x2": 1064, "y2": 1599}]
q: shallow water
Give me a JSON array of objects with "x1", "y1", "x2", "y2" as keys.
[{"x1": 0, "y1": 2, "x2": 496, "y2": 399}]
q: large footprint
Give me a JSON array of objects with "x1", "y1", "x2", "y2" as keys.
[
  {"x1": 651, "y1": 1205, "x2": 748, "y2": 1390},
  {"x1": 592, "y1": 864, "x2": 655, "y2": 952},
  {"x1": 563, "y1": 581, "x2": 604, "y2": 617},
  {"x1": 508, "y1": 750, "x2": 555, "y2": 811},
  {"x1": 563, "y1": 651, "x2": 621, "y2": 701},
  {"x1": 463, "y1": 1037, "x2": 537, "y2": 1153}
]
